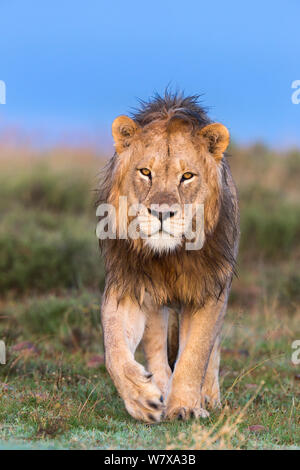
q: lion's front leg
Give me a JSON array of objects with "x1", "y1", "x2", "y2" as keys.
[
  {"x1": 101, "y1": 294, "x2": 164, "y2": 423},
  {"x1": 165, "y1": 297, "x2": 227, "y2": 421},
  {"x1": 143, "y1": 305, "x2": 172, "y2": 398}
]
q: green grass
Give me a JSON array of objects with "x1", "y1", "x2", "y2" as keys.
[
  {"x1": 0, "y1": 147, "x2": 299, "y2": 449},
  {"x1": 0, "y1": 294, "x2": 299, "y2": 449}
]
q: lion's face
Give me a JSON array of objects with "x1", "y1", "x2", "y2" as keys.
[
  {"x1": 123, "y1": 128, "x2": 207, "y2": 253},
  {"x1": 110, "y1": 116, "x2": 229, "y2": 254}
]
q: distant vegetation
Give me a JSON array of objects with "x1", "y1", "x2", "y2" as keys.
[{"x1": 0, "y1": 143, "x2": 299, "y2": 305}]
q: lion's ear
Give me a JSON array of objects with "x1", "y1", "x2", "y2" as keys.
[
  {"x1": 199, "y1": 123, "x2": 230, "y2": 162},
  {"x1": 112, "y1": 116, "x2": 139, "y2": 154}
]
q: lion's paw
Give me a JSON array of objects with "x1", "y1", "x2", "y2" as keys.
[
  {"x1": 166, "y1": 405, "x2": 209, "y2": 421},
  {"x1": 121, "y1": 364, "x2": 165, "y2": 423}
]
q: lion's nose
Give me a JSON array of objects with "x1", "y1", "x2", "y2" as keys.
[{"x1": 147, "y1": 208, "x2": 177, "y2": 223}]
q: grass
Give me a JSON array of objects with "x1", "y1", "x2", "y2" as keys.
[
  {"x1": 0, "y1": 295, "x2": 299, "y2": 449},
  {"x1": 0, "y1": 144, "x2": 299, "y2": 449}
]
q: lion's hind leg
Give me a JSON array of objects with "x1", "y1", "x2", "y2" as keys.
[
  {"x1": 143, "y1": 305, "x2": 172, "y2": 399},
  {"x1": 167, "y1": 308, "x2": 179, "y2": 370},
  {"x1": 201, "y1": 335, "x2": 221, "y2": 408}
]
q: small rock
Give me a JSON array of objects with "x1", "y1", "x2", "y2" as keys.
[{"x1": 248, "y1": 425, "x2": 266, "y2": 433}]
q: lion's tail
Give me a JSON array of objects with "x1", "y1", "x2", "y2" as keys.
[{"x1": 167, "y1": 310, "x2": 179, "y2": 370}]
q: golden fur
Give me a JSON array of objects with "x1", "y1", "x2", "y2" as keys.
[{"x1": 98, "y1": 92, "x2": 239, "y2": 422}]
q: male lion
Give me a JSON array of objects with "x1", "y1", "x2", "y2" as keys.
[{"x1": 98, "y1": 92, "x2": 239, "y2": 422}]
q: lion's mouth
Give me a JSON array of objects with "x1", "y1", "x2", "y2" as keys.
[
  {"x1": 137, "y1": 214, "x2": 187, "y2": 241},
  {"x1": 147, "y1": 227, "x2": 178, "y2": 238}
]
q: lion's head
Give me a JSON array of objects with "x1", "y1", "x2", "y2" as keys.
[
  {"x1": 98, "y1": 92, "x2": 239, "y2": 306},
  {"x1": 103, "y1": 95, "x2": 229, "y2": 254}
]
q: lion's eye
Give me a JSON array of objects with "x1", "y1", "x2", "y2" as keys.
[
  {"x1": 181, "y1": 172, "x2": 194, "y2": 181},
  {"x1": 140, "y1": 168, "x2": 151, "y2": 177}
]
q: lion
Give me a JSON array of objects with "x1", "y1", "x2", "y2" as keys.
[{"x1": 97, "y1": 92, "x2": 239, "y2": 422}]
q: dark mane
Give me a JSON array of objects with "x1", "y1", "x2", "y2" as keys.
[
  {"x1": 98, "y1": 91, "x2": 239, "y2": 309},
  {"x1": 132, "y1": 90, "x2": 211, "y2": 129}
]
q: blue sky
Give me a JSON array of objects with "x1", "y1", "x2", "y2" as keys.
[{"x1": 0, "y1": 0, "x2": 299, "y2": 148}]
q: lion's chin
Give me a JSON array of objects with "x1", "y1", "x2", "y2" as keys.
[{"x1": 143, "y1": 233, "x2": 183, "y2": 254}]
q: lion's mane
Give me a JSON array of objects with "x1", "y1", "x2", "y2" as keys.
[{"x1": 97, "y1": 91, "x2": 239, "y2": 308}]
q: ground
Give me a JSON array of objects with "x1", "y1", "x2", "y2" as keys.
[{"x1": 0, "y1": 144, "x2": 299, "y2": 449}]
